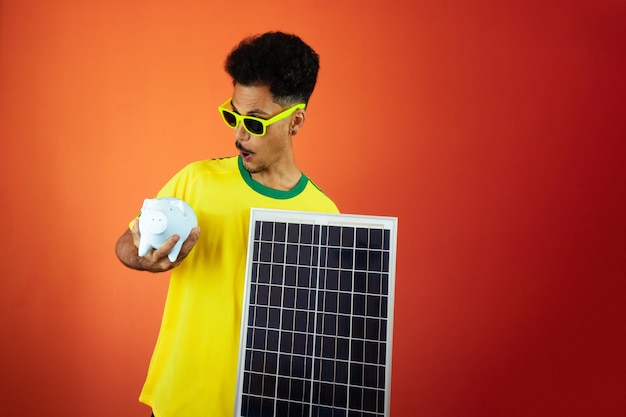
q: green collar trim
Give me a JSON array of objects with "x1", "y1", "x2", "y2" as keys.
[{"x1": 238, "y1": 156, "x2": 308, "y2": 199}]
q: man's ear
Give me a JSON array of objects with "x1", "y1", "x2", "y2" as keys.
[{"x1": 290, "y1": 109, "x2": 306, "y2": 136}]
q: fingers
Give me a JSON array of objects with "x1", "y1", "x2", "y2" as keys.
[
  {"x1": 136, "y1": 237, "x2": 178, "y2": 272},
  {"x1": 137, "y1": 228, "x2": 200, "y2": 272},
  {"x1": 130, "y1": 219, "x2": 141, "y2": 247},
  {"x1": 152, "y1": 234, "x2": 181, "y2": 260},
  {"x1": 166, "y1": 227, "x2": 201, "y2": 264},
  {"x1": 180, "y1": 227, "x2": 201, "y2": 254}
]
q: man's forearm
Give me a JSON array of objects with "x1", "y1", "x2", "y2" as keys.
[{"x1": 115, "y1": 230, "x2": 147, "y2": 271}]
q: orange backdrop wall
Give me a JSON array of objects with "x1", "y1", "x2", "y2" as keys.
[{"x1": 1, "y1": 1, "x2": 625, "y2": 416}]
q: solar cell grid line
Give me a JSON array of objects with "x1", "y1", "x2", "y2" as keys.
[{"x1": 236, "y1": 209, "x2": 397, "y2": 417}]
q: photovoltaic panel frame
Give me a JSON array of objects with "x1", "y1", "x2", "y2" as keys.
[{"x1": 235, "y1": 209, "x2": 398, "y2": 417}]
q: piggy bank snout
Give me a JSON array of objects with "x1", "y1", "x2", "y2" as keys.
[{"x1": 144, "y1": 211, "x2": 168, "y2": 234}]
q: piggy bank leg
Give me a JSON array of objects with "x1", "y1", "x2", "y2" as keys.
[
  {"x1": 138, "y1": 239, "x2": 153, "y2": 257},
  {"x1": 168, "y1": 240, "x2": 184, "y2": 262}
]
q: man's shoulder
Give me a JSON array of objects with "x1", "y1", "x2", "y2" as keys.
[
  {"x1": 179, "y1": 156, "x2": 239, "y2": 176},
  {"x1": 301, "y1": 178, "x2": 339, "y2": 213},
  {"x1": 186, "y1": 155, "x2": 238, "y2": 170}
]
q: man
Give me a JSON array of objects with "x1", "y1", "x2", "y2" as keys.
[{"x1": 115, "y1": 31, "x2": 339, "y2": 417}]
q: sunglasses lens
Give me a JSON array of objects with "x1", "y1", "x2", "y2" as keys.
[
  {"x1": 222, "y1": 111, "x2": 237, "y2": 127},
  {"x1": 244, "y1": 119, "x2": 264, "y2": 135}
]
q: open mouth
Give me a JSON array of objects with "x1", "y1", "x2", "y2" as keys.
[{"x1": 236, "y1": 142, "x2": 253, "y2": 160}]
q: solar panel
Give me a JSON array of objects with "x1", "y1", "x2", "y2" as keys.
[{"x1": 235, "y1": 209, "x2": 398, "y2": 417}]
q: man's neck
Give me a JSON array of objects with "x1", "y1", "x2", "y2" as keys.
[{"x1": 251, "y1": 165, "x2": 302, "y2": 191}]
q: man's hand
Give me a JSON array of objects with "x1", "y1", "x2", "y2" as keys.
[{"x1": 115, "y1": 219, "x2": 200, "y2": 272}]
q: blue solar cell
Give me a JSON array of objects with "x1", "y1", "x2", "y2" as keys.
[
  {"x1": 260, "y1": 221, "x2": 274, "y2": 241},
  {"x1": 327, "y1": 225, "x2": 341, "y2": 246},
  {"x1": 340, "y1": 248, "x2": 353, "y2": 269},
  {"x1": 352, "y1": 316, "x2": 365, "y2": 339},
  {"x1": 337, "y1": 314, "x2": 351, "y2": 337},
  {"x1": 365, "y1": 317, "x2": 381, "y2": 340},
  {"x1": 269, "y1": 285, "x2": 282, "y2": 307},
  {"x1": 274, "y1": 222, "x2": 287, "y2": 241},
  {"x1": 253, "y1": 306, "x2": 267, "y2": 328},
  {"x1": 323, "y1": 291, "x2": 338, "y2": 313},
  {"x1": 326, "y1": 247, "x2": 340, "y2": 268},
  {"x1": 355, "y1": 249, "x2": 368, "y2": 270},
  {"x1": 356, "y1": 227, "x2": 369, "y2": 248},
  {"x1": 339, "y1": 270, "x2": 352, "y2": 292},
  {"x1": 354, "y1": 271, "x2": 367, "y2": 293},
  {"x1": 366, "y1": 295, "x2": 381, "y2": 317},
  {"x1": 369, "y1": 228, "x2": 383, "y2": 249},
  {"x1": 286, "y1": 244, "x2": 299, "y2": 264},
  {"x1": 256, "y1": 284, "x2": 269, "y2": 305},
  {"x1": 353, "y1": 294, "x2": 366, "y2": 316},
  {"x1": 285, "y1": 266, "x2": 297, "y2": 287},
  {"x1": 364, "y1": 341, "x2": 381, "y2": 364},
  {"x1": 268, "y1": 307, "x2": 280, "y2": 329},
  {"x1": 299, "y1": 244, "x2": 313, "y2": 265},
  {"x1": 272, "y1": 243, "x2": 286, "y2": 264},
  {"x1": 267, "y1": 330, "x2": 279, "y2": 351},
  {"x1": 322, "y1": 268, "x2": 339, "y2": 290},
  {"x1": 338, "y1": 293, "x2": 351, "y2": 316},
  {"x1": 259, "y1": 242, "x2": 272, "y2": 262},
  {"x1": 256, "y1": 263, "x2": 271, "y2": 284},
  {"x1": 300, "y1": 223, "x2": 315, "y2": 244}
]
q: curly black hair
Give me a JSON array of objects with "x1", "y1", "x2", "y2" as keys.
[{"x1": 224, "y1": 32, "x2": 319, "y2": 106}]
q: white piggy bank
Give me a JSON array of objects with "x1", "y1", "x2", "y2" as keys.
[{"x1": 138, "y1": 197, "x2": 198, "y2": 262}]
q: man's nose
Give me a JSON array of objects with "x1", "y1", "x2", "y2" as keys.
[{"x1": 234, "y1": 122, "x2": 250, "y2": 141}]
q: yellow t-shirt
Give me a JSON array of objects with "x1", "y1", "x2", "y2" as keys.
[{"x1": 138, "y1": 156, "x2": 338, "y2": 417}]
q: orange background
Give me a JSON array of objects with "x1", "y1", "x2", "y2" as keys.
[{"x1": 1, "y1": 1, "x2": 625, "y2": 416}]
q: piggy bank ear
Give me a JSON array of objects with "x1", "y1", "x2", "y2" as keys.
[
  {"x1": 170, "y1": 199, "x2": 185, "y2": 214},
  {"x1": 141, "y1": 198, "x2": 155, "y2": 211}
]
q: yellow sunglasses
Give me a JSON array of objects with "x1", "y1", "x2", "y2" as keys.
[{"x1": 218, "y1": 99, "x2": 305, "y2": 136}]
